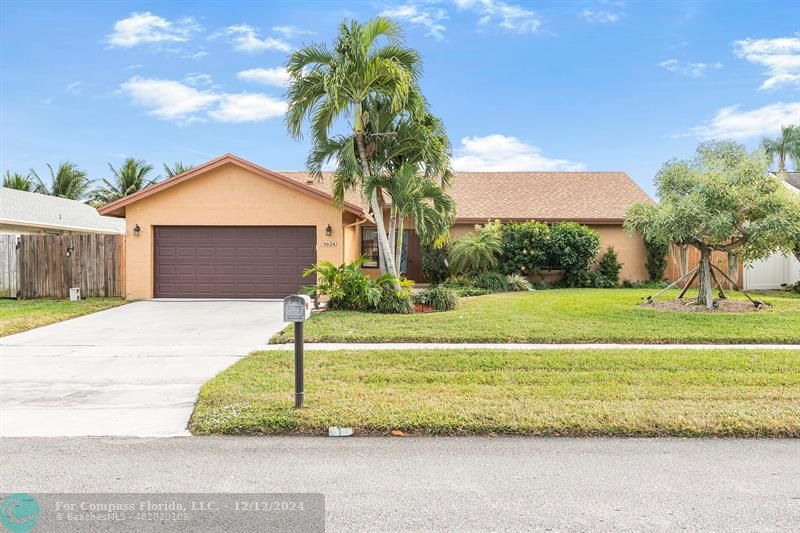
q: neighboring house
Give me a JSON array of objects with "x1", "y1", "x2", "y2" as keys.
[
  {"x1": 99, "y1": 153, "x2": 652, "y2": 300},
  {"x1": 0, "y1": 187, "x2": 125, "y2": 235},
  {"x1": 744, "y1": 172, "x2": 800, "y2": 290}
]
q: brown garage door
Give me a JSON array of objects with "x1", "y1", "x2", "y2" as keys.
[{"x1": 154, "y1": 226, "x2": 316, "y2": 298}]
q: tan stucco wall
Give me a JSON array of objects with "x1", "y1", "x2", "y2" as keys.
[{"x1": 121, "y1": 162, "x2": 349, "y2": 299}]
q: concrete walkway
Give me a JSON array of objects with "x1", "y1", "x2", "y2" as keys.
[
  {"x1": 0, "y1": 300, "x2": 286, "y2": 437},
  {"x1": 266, "y1": 342, "x2": 800, "y2": 350}
]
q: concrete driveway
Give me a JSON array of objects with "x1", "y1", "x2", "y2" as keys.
[{"x1": 0, "y1": 300, "x2": 286, "y2": 437}]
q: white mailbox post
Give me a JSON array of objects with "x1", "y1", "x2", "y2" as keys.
[{"x1": 283, "y1": 295, "x2": 311, "y2": 408}]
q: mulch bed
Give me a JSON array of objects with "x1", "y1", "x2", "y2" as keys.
[
  {"x1": 642, "y1": 299, "x2": 768, "y2": 313},
  {"x1": 414, "y1": 303, "x2": 436, "y2": 313}
]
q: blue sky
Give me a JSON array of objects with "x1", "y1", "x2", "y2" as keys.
[{"x1": 1, "y1": 0, "x2": 799, "y2": 196}]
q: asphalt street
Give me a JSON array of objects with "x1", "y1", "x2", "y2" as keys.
[{"x1": 1, "y1": 436, "x2": 797, "y2": 531}]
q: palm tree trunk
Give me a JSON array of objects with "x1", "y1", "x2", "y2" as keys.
[
  {"x1": 353, "y1": 103, "x2": 399, "y2": 280},
  {"x1": 779, "y1": 152, "x2": 786, "y2": 172},
  {"x1": 388, "y1": 208, "x2": 396, "y2": 276},
  {"x1": 395, "y1": 218, "x2": 405, "y2": 274},
  {"x1": 697, "y1": 247, "x2": 714, "y2": 309}
]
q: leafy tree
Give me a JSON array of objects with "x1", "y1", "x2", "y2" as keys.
[
  {"x1": 286, "y1": 17, "x2": 423, "y2": 280},
  {"x1": 31, "y1": 162, "x2": 90, "y2": 200},
  {"x1": 625, "y1": 140, "x2": 800, "y2": 308},
  {"x1": 593, "y1": 247, "x2": 622, "y2": 287},
  {"x1": 90, "y1": 158, "x2": 156, "y2": 205},
  {"x1": 2, "y1": 170, "x2": 35, "y2": 191},
  {"x1": 163, "y1": 162, "x2": 193, "y2": 178},
  {"x1": 547, "y1": 222, "x2": 601, "y2": 287},
  {"x1": 761, "y1": 124, "x2": 800, "y2": 172},
  {"x1": 421, "y1": 241, "x2": 451, "y2": 284}
]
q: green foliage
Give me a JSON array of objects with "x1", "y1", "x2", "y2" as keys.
[
  {"x1": 30, "y1": 162, "x2": 90, "y2": 200},
  {"x1": 622, "y1": 279, "x2": 669, "y2": 289},
  {"x1": 761, "y1": 124, "x2": 800, "y2": 172},
  {"x1": 506, "y1": 274, "x2": 533, "y2": 292},
  {"x1": 421, "y1": 241, "x2": 451, "y2": 284},
  {"x1": 499, "y1": 221, "x2": 550, "y2": 275},
  {"x1": 415, "y1": 286, "x2": 459, "y2": 311},
  {"x1": 163, "y1": 162, "x2": 193, "y2": 178},
  {"x1": 643, "y1": 236, "x2": 669, "y2": 281},
  {"x1": 530, "y1": 280, "x2": 552, "y2": 290},
  {"x1": 473, "y1": 271, "x2": 508, "y2": 292},
  {"x1": 90, "y1": 158, "x2": 156, "y2": 205},
  {"x1": 547, "y1": 222, "x2": 601, "y2": 287},
  {"x1": 3, "y1": 170, "x2": 35, "y2": 191},
  {"x1": 450, "y1": 224, "x2": 502, "y2": 275},
  {"x1": 785, "y1": 281, "x2": 800, "y2": 294},
  {"x1": 302, "y1": 257, "x2": 381, "y2": 310},
  {"x1": 371, "y1": 274, "x2": 414, "y2": 314},
  {"x1": 592, "y1": 247, "x2": 622, "y2": 288}
]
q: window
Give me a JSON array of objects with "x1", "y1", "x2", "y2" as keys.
[{"x1": 361, "y1": 228, "x2": 379, "y2": 267}]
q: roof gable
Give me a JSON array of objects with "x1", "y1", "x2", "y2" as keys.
[{"x1": 97, "y1": 154, "x2": 368, "y2": 218}]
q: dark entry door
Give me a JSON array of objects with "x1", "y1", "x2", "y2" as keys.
[
  {"x1": 153, "y1": 226, "x2": 316, "y2": 298},
  {"x1": 403, "y1": 230, "x2": 427, "y2": 283}
]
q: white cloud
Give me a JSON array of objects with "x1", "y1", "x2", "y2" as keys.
[
  {"x1": 120, "y1": 76, "x2": 218, "y2": 122},
  {"x1": 106, "y1": 12, "x2": 200, "y2": 48},
  {"x1": 119, "y1": 76, "x2": 286, "y2": 124},
  {"x1": 454, "y1": 0, "x2": 541, "y2": 33},
  {"x1": 380, "y1": 4, "x2": 448, "y2": 40},
  {"x1": 734, "y1": 36, "x2": 800, "y2": 90},
  {"x1": 237, "y1": 67, "x2": 291, "y2": 87},
  {"x1": 65, "y1": 82, "x2": 84, "y2": 95},
  {"x1": 213, "y1": 24, "x2": 292, "y2": 53},
  {"x1": 688, "y1": 102, "x2": 800, "y2": 140},
  {"x1": 452, "y1": 134, "x2": 585, "y2": 171},
  {"x1": 579, "y1": 9, "x2": 622, "y2": 23},
  {"x1": 208, "y1": 93, "x2": 287, "y2": 123},
  {"x1": 272, "y1": 25, "x2": 315, "y2": 38},
  {"x1": 184, "y1": 73, "x2": 214, "y2": 87},
  {"x1": 659, "y1": 58, "x2": 722, "y2": 77}
]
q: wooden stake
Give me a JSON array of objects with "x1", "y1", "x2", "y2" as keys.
[
  {"x1": 676, "y1": 267, "x2": 700, "y2": 300},
  {"x1": 709, "y1": 268, "x2": 727, "y2": 299}
]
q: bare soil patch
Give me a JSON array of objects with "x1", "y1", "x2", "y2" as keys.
[{"x1": 643, "y1": 299, "x2": 768, "y2": 313}]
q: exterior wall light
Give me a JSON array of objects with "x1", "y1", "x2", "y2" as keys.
[
  {"x1": 325, "y1": 224, "x2": 332, "y2": 236},
  {"x1": 133, "y1": 224, "x2": 141, "y2": 237}
]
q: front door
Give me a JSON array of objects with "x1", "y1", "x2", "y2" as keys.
[{"x1": 402, "y1": 230, "x2": 427, "y2": 283}]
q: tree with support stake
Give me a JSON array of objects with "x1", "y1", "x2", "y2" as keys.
[{"x1": 625, "y1": 140, "x2": 800, "y2": 310}]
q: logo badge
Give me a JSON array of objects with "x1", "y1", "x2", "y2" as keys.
[{"x1": 0, "y1": 493, "x2": 39, "y2": 533}]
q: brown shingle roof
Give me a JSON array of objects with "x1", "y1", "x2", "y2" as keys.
[
  {"x1": 281, "y1": 170, "x2": 652, "y2": 223},
  {"x1": 782, "y1": 171, "x2": 800, "y2": 191}
]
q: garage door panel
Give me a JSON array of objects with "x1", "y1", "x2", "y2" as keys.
[{"x1": 154, "y1": 226, "x2": 317, "y2": 298}]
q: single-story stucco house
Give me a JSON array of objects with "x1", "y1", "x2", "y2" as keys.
[
  {"x1": 0, "y1": 187, "x2": 125, "y2": 235},
  {"x1": 98, "y1": 153, "x2": 653, "y2": 300}
]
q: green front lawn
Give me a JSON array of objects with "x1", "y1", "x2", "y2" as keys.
[
  {"x1": 190, "y1": 348, "x2": 800, "y2": 437},
  {"x1": 270, "y1": 289, "x2": 800, "y2": 344},
  {"x1": 0, "y1": 298, "x2": 126, "y2": 337}
]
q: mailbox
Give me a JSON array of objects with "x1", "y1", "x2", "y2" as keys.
[{"x1": 283, "y1": 294, "x2": 311, "y2": 323}]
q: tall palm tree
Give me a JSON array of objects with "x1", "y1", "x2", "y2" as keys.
[
  {"x1": 31, "y1": 162, "x2": 90, "y2": 200},
  {"x1": 762, "y1": 125, "x2": 800, "y2": 172},
  {"x1": 163, "y1": 162, "x2": 193, "y2": 178},
  {"x1": 365, "y1": 163, "x2": 454, "y2": 269},
  {"x1": 2, "y1": 170, "x2": 35, "y2": 191},
  {"x1": 285, "y1": 17, "x2": 423, "y2": 279},
  {"x1": 90, "y1": 158, "x2": 155, "y2": 205}
]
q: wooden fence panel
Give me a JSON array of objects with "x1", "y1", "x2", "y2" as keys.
[
  {"x1": 665, "y1": 244, "x2": 743, "y2": 288},
  {"x1": 16, "y1": 234, "x2": 124, "y2": 299},
  {"x1": 0, "y1": 235, "x2": 18, "y2": 298}
]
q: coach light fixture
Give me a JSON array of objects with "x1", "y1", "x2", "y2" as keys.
[
  {"x1": 133, "y1": 224, "x2": 141, "y2": 237},
  {"x1": 325, "y1": 224, "x2": 332, "y2": 236}
]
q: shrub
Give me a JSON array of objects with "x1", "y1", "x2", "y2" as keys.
[
  {"x1": 506, "y1": 273, "x2": 533, "y2": 291},
  {"x1": 450, "y1": 222, "x2": 502, "y2": 275},
  {"x1": 644, "y1": 236, "x2": 669, "y2": 281},
  {"x1": 500, "y1": 221, "x2": 550, "y2": 275},
  {"x1": 452, "y1": 286, "x2": 492, "y2": 297},
  {"x1": 593, "y1": 247, "x2": 623, "y2": 288},
  {"x1": 421, "y1": 242, "x2": 451, "y2": 284},
  {"x1": 370, "y1": 274, "x2": 414, "y2": 314},
  {"x1": 302, "y1": 257, "x2": 380, "y2": 310},
  {"x1": 530, "y1": 280, "x2": 552, "y2": 290},
  {"x1": 473, "y1": 271, "x2": 508, "y2": 292},
  {"x1": 547, "y1": 222, "x2": 601, "y2": 287},
  {"x1": 784, "y1": 281, "x2": 800, "y2": 294},
  {"x1": 415, "y1": 286, "x2": 459, "y2": 311},
  {"x1": 442, "y1": 275, "x2": 473, "y2": 288}
]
